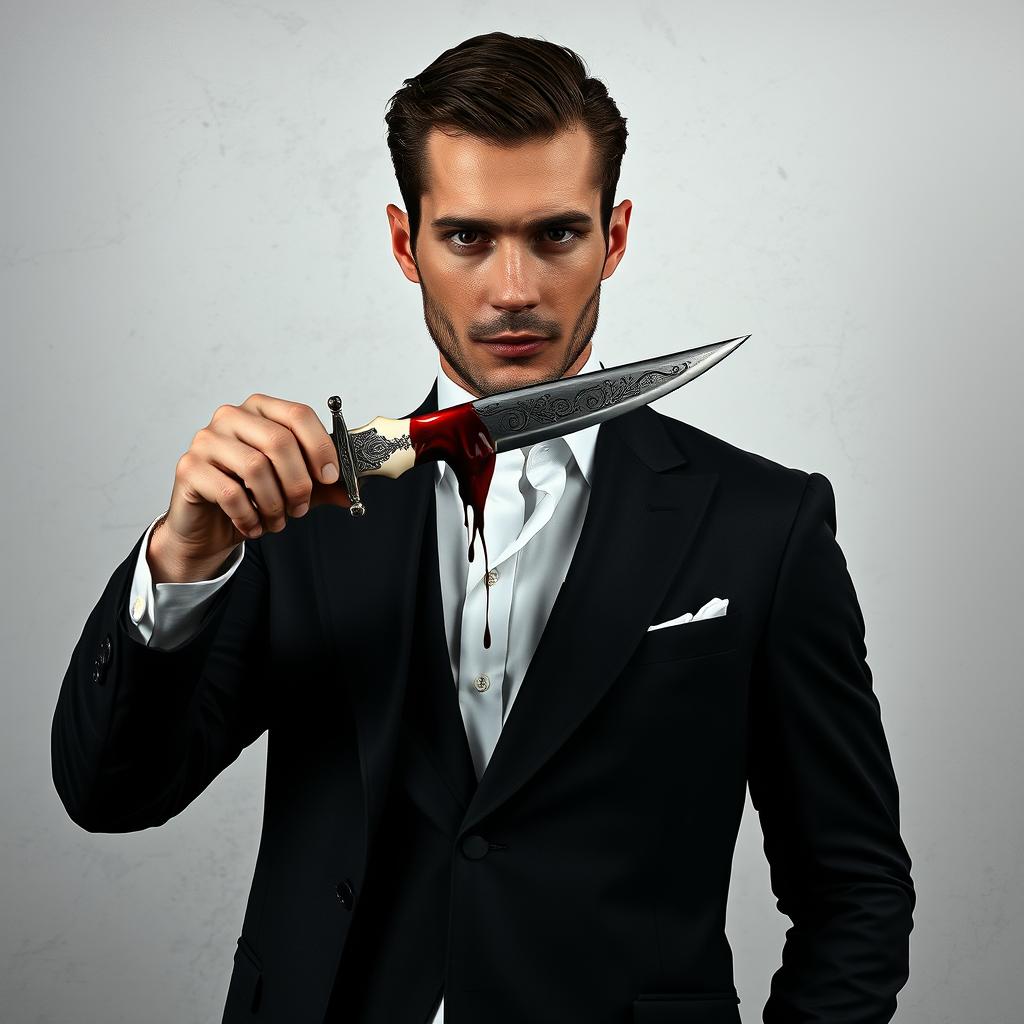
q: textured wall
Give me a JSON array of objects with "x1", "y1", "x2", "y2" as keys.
[{"x1": 3, "y1": 2, "x2": 1021, "y2": 1021}]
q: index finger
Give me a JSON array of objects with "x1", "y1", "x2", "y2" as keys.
[{"x1": 241, "y1": 394, "x2": 339, "y2": 485}]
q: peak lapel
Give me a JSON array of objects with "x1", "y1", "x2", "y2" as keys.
[{"x1": 460, "y1": 405, "x2": 719, "y2": 835}]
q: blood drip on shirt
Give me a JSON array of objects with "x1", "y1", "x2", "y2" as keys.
[{"x1": 409, "y1": 403, "x2": 497, "y2": 648}]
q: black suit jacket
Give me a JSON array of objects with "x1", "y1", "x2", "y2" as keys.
[{"x1": 52, "y1": 380, "x2": 915, "y2": 1023}]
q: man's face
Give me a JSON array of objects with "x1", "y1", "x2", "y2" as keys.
[{"x1": 387, "y1": 126, "x2": 632, "y2": 398}]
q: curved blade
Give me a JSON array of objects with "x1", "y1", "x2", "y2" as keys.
[{"x1": 472, "y1": 334, "x2": 750, "y2": 452}]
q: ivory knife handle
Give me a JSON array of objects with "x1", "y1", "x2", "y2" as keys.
[{"x1": 348, "y1": 416, "x2": 415, "y2": 479}]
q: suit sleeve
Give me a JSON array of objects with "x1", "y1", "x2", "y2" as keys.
[
  {"x1": 747, "y1": 471, "x2": 916, "y2": 1024},
  {"x1": 51, "y1": 522, "x2": 270, "y2": 833}
]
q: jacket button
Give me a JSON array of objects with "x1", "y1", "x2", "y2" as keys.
[
  {"x1": 461, "y1": 834, "x2": 490, "y2": 860},
  {"x1": 97, "y1": 634, "x2": 112, "y2": 665},
  {"x1": 335, "y1": 878, "x2": 354, "y2": 909},
  {"x1": 91, "y1": 661, "x2": 105, "y2": 685}
]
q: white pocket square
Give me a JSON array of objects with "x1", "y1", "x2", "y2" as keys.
[{"x1": 647, "y1": 597, "x2": 729, "y2": 631}]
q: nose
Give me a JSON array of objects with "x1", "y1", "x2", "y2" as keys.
[{"x1": 487, "y1": 239, "x2": 541, "y2": 312}]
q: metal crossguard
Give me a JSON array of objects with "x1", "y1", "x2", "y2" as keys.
[{"x1": 327, "y1": 395, "x2": 366, "y2": 517}]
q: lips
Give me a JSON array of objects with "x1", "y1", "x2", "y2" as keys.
[
  {"x1": 480, "y1": 333, "x2": 547, "y2": 342},
  {"x1": 477, "y1": 334, "x2": 550, "y2": 357}
]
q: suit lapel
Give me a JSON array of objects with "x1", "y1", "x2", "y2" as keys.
[
  {"x1": 460, "y1": 403, "x2": 718, "y2": 835},
  {"x1": 399, "y1": 483, "x2": 480, "y2": 820}
]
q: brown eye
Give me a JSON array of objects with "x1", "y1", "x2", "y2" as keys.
[
  {"x1": 446, "y1": 230, "x2": 484, "y2": 249},
  {"x1": 544, "y1": 227, "x2": 581, "y2": 246}
]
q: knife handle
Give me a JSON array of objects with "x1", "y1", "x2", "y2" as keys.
[
  {"x1": 327, "y1": 395, "x2": 414, "y2": 517},
  {"x1": 348, "y1": 417, "x2": 416, "y2": 479}
]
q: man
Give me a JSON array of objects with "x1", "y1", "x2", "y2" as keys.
[{"x1": 51, "y1": 31, "x2": 915, "y2": 1024}]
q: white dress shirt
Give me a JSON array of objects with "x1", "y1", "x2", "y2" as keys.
[{"x1": 125, "y1": 347, "x2": 604, "y2": 1023}]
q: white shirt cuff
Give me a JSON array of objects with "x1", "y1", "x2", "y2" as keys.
[{"x1": 126, "y1": 512, "x2": 245, "y2": 651}]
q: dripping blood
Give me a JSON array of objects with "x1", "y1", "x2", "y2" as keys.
[{"x1": 409, "y1": 403, "x2": 497, "y2": 648}]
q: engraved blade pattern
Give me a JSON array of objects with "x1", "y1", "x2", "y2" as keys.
[{"x1": 471, "y1": 334, "x2": 749, "y2": 452}]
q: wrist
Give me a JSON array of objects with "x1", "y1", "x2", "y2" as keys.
[{"x1": 148, "y1": 515, "x2": 239, "y2": 584}]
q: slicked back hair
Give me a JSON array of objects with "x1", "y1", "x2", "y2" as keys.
[{"x1": 384, "y1": 31, "x2": 629, "y2": 256}]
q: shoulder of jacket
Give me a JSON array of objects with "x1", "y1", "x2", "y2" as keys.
[
  {"x1": 648, "y1": 408, "x2": 845, "y2": 535},
  {"x1": 652, "y1": 408, "x2": 811, "y2": 486}
]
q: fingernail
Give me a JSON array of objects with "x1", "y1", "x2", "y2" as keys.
[{"x1": 322, "y1": 463, "x2": 339, "y2": 483}]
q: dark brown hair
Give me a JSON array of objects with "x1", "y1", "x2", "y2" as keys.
[{"x1": 384, "y1": 31, "x2": 628, "y2": 255}]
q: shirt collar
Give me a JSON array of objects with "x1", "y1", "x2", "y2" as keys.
[{"x1": 434, "y1": 346, "x2": 603, "y2": 487}]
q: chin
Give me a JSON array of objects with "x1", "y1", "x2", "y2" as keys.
[{"x1": 482, "y1": 364, "x2": 552, "y2": 394}]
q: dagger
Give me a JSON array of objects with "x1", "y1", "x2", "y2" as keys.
[{"x1": 326, "y1": 333, "x2": 749, "y2": 517}]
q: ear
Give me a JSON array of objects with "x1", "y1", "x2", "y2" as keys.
[
  {"x1": 386, "y1": 203, "x2": 421, "y2": 284},
  {"x1": 601, "y1": 198, "x2": 632, "y2": 281}
]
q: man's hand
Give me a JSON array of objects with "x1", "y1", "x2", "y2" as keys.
[{"x1": 149, "y1": 394, "x2": 350, "y2": 583}]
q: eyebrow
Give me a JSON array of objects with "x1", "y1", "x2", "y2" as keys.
[{"x1": 430, "y1": 210, "x2": 594, "y2": 233}]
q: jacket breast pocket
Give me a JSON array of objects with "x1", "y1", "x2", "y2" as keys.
[
  {"x1": 631, "y1": 610, "x2": 743, "y2": 665},
  {"x1": 225, "y1": 934, "x2": 263, "y2": 1016},
  {"x1": 633, "y1": 991, "x2": 741, "y2": 1022}
]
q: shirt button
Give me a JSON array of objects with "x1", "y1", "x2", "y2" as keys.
[
  {"x1": 486, "y1": 568, "x2": 500, "y2": 587},
  {"x1": 473, "y1": 674, "x2": 490, "y2": 692},
  {"x1": 131, "y1": 596, "x2": 146, "y2": 623}
]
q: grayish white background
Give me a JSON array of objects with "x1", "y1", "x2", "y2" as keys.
[{"x1": 3, "y1": 2, "x2": 1021, "y2": 1021}]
